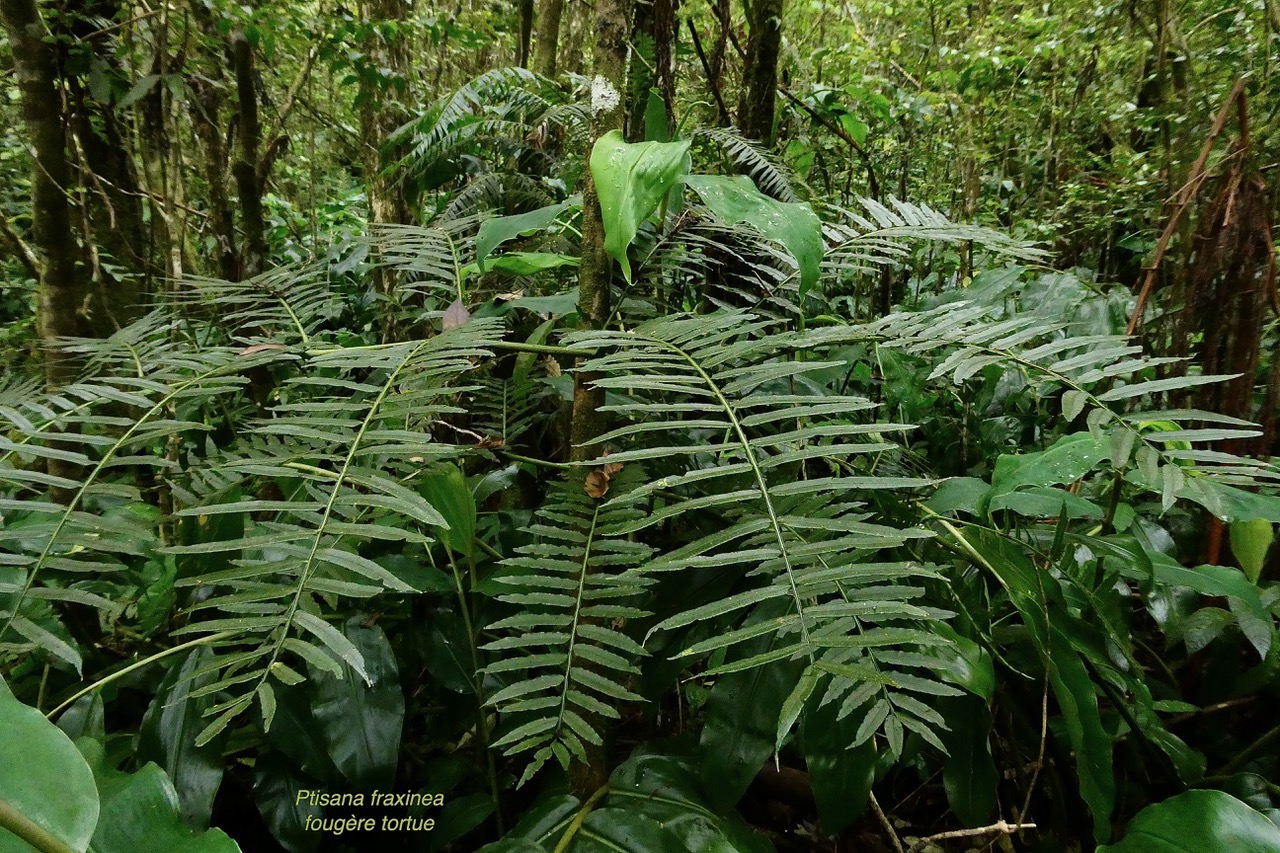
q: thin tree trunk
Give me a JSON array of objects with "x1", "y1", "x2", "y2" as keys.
[
  {"x1": 1, "y1": 0, "x2": 90, "y2": 350},
  {"x1": 533, "y1": 0, "x2": 565, "y2": 76},
  {"x1": 568, "y1": 0, "x2": 630, "y2": 801},
  {"x1": 360, "y1": 0, "x2": 413, "y2": 338},
  {"x1": 233, "y1": 34, "x2": 268, "y2": 279},
  {"x1": 518, "y1": 0, "x2": 535, "y2": 66},
  {"x1": 738, "y1": 0, "x2": 783, "y2": 142}
]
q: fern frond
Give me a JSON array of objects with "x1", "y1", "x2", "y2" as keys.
[
  {"x1": 0, "y1": 344, "x2": 285, "y2": 670},
  {"x1": 483, "y1": 469, "x2": 653, "y2": 784},
  {"x1": 695, "y1": 127, "x2": 801, "y2": 203},
  {"x1": 812, "y1": 303, "x2": 1280, "y2": 498},
  {"x1": 564, "y1": 310, "x2": 960, "y2": 753},
  {"x1": 167, "y1": 320, "x2": 501, "y2": 744},
  {"x1": 820, "y1": 197, "x2": 1047, "y2": 280}
]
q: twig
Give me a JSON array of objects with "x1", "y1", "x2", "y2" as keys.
[
  {"x1": 1126, "y1": 78, "x2": 1246, "y2": 336},
  {"x1": 776, "y1": 85, "x2": 882, "y2": 199},
  {"x1": 687, "y1": 19, "x2": 732, "y2": 125},
  {"x1": 909, "y1": 820, "x2": 1037, "y2": 850},
  {"x1": 869, "y1": 791, "x2": 906, "y2": 853}
]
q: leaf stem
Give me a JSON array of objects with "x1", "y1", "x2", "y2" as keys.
[
  {"x1": 553, "y1": 784, "x2": 610, "y2": 853},
  {"x1": 46, "y1": 631, "x2": 237, "y2": 719},
  {"x1": 0, "y1": 798, "x2": 79, "y2": 853}
]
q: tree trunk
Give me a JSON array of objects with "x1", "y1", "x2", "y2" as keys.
[
  {"x1": 1, "y1": 0, "x2": 92, "y2": 361},
  {"x1": 738, "y1": 0, "x2": 784, "y2": 142},
  {"x1": 532, "y1": 0, "x2": 565, "y2": 76},
  {"x1": 518, "y1": 0, "x2": 535, "y2": 66},
  {"x1": 568, "y1": 0, "x2": 629, "y2": 800},
  {"x1": 233, "y1": 34, "x2": 269, "y2": 279},
  {"x1": 359, "y1": 0, "x2": 413, "y2": 336},
  {"x1": 1, "y1": 0, "x2": 94, "y2": 493}
]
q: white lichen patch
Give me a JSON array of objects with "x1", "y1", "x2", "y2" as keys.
[{"x1": 590, "y1": 75, "x2": 621, "y2": 115}]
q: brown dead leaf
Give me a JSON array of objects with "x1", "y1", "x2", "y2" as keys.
[
  {"x1": 584, "y1": 461, "x2": 624, "y2": 499},
  {"x1": 443, "y1": 299, "x2": 472, "y2": 330}
]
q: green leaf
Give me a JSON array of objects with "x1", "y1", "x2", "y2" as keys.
[
  {"x1": 776, "y1": 668, "x2": 819, "y2": 752},
  {"x1": 462, "y1": 253, "x2": 580, "y2": 280},
  {"x1": 251, "y1": 755, "x2": 321, "y2": 853},
  {"x1": 78, "y1": 740, "x2": 241, "y2": 853},
  {"x1": 939, "y1": 697, "x2": 998, "y2": 827},
  {"x1": 989, "y1": 432, "x2": 1109, "y2": 500},
  {"x1": 1098, "y1": 790, "x2": 1280, "y2": 853},
  {"x1": 698, "y1": 606, "x2": 805, "y2": 811},
  {"x1": 117, "y1": 74, "x2": 160, "y2": 110},
  {"x1": 138, "y1": 649, "x2": 227, "y2": 829},
  {"x1": 1230, "y1": 519, "x2": 1274, "y2": 584},
  {"x1": 606, "y1": 753, "x2": 773, "y2": 853},
  {"x1": 572, "y1": 808, "x2": 690, "y2": 852},
  {"x1": 0, "y1": 676, "x2": 98, "y2": 853},
  {"x1": 419, "y1": 465, "x2": 477, "y2": 559},
  {"x1": 308, "y1": 617, "x2": 404, "y2": 789},
  {"x1": 801, "y1": 697, "x2": 876, "y2": 835},
  {"x1": 588, "y1": 131, "x2": 691, "y2": 282},
  {"x1": 1046, "y1": 623, "x2": 1115, "y2": 843},
  {"x1": 475, "y1": 201, "x2": 575, "y2": 269},
  {"x1": 683, "y1": 174, "x2": 824, "y2": 297}
]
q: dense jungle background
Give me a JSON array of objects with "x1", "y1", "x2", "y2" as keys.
[{"x1": 2, "y1": 0, "x2": 1280, "y2": 850}]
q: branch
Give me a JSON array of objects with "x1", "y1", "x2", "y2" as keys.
[
  {"x1": 0, "y1": 208, "x2": 40, "y2": 279},
  {"x1": 1126, "y1": 77, "x2": 1245, "y2": 336},
  {"x1": 909, "y1": 820, "x2": 1037, "y2": 851}
]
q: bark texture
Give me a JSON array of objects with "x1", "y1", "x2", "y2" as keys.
[
  {"x1": 738, "y1": 0, "x2": 784, "y2": 142},
  {"x1": 1, "y1": 0, "x2": 92, "y2": 366},
  {"x1": 532, "y1": 0, "x2": 565, "y2": 76}
]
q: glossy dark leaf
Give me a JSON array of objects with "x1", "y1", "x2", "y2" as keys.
[
  {"x1": 1099, "y1": 790, "x2": 1280, "y2": 853},
  {"x1": 308, "y1": 617, "x2": 405, "y2": 789},
  {"x1": 138, "y1": 649, "x2": 227, "y2": 829},
  {"x1": 252, "y1": 754, "x2": 321, "y2": 853}
]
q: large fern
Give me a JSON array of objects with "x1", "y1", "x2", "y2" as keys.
[
  {"x1": 166, "y1": 319, "x2": 501, "y2": 744},
  {"x1": 559, "y1": 311, "x2": 963, "y2": 755}
]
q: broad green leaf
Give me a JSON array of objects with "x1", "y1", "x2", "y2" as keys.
[
  {"x1": 1230, "y1": 519, "x2": 1274, "y2": 584},
  {"x1": 588, "y1": 131, "x2": 691, "y2": 281},
  {"x1": 1098, "y1": 790, "x2": 1280, "y2": 853},
  {"x1": 0, "y1": 676, "x2": 98, "y2": 853},
  {"x1": 939, "y1": 697, "x2": 998, "y2": 827},
  {"x1": 801, "y1": 697, "x2": 876, "y2": 835},
  {"x1": 606, "y1": 754, "x2": 773, "y2": 853},
  {"x1": 461, "y1": 252, "x2": 580, "y2": 280},
  {"x1": 989, "y1": 486, "x2": 1103, "y2": 520},
  {"x1": 138, "y1": 649, "x2": 227, "y2": 829},
  {"x1": 989, "y1": 432, "x2": 1109, "y2": 501},
  {"x1": 1045, "y1": 623, "x2": 1115, "y2": 844},
  {"x1": 698, "y1": 605, "x2": 805, "y2": 811},
  {"x1": 251, "y1": 754, "x2": 321, "y2": 853},
  {"x1": 308, "y1": 617, "x2": 404, "y2": 789},
  {"x1": 573, "y1": 808, "x2": 690, "y2": 852},
  {"x1": 962, "y1": 531, "x2": 1114, "y2": 842},
  {"x1": 476, "y1": 200, "x2": 576, "y2": 269},
  {"x1": 78, "y1": 740, "x2": 241, "y2": 853},
  {"x1": 683, "y1": 174, "x2": 824, "y2": 297}
]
